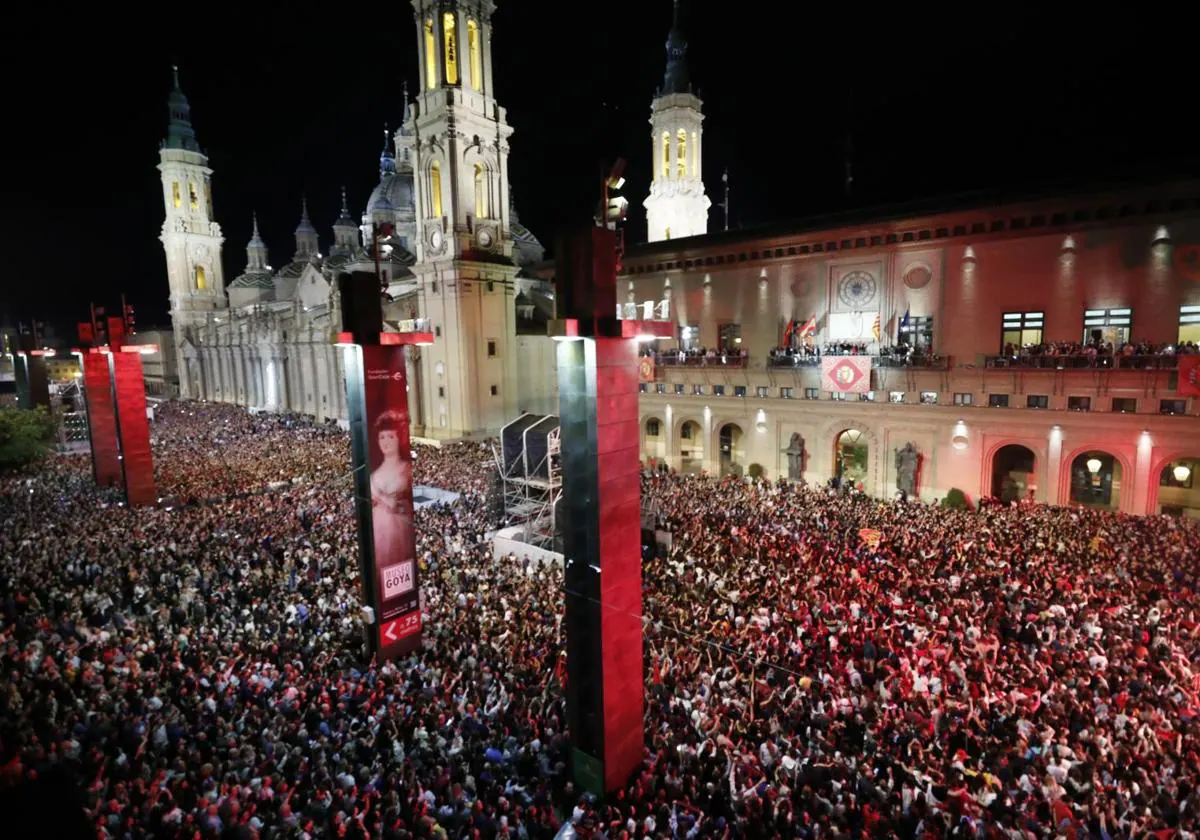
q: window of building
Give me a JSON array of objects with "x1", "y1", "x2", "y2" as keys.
[
  {"x1": 681, "y1": 424, "x2": 692, "y2": 439},
  {"x1": 859, "y1": 391, "x2": 876, "y2": 402},
  {"x1": 424, "y1": 19, "x2": 437, "y2": 87},
  {"x1": 1068, "y1": 396, "x2": 1091, "y2": 411},
  {"x1": 486, "y1": 280, "x2": 494, "y2": 293},
  {"x1": 920, "y1": 391, "x2": 938, "y2": 405},
  {"x1": 1001, "y1": 311, "x2": 1044, "y2": 350},
  {"x1": 713, "y1": 385, "x2": 725, "y2": 396},
  {"x1": 172, "y1": 182, "x2": 181, "y2": 208},
  {"x1": 988, "y1": 393, "x2": 1009, "y2": 408},
  {"x1": 656, "y1": 383, "x2": 666, "y2": 394},
  {"x1": 474, "y1": 163, "x2": 488, "y2": 219},
  {"x1": 717, "y1": 323, "x2": 741, "y2": 352},
  {"x1": 438, "y1": 386, "x2": 445, "y2": 398},
  {"x1": 679, "y1": 324, "x2": 699, "y2": 351},
  {"x1": 677, "y1": 129, "x2": 687, "y2": 178},
  {"x1": 889, "y1": 391, "x2": 905, "y2": 404},
  {"x1": 1161, "y1": 463, "x2": 1194, "y2": 489},
  {"x1": 899, "y1": 315, "x2": 935, "y2": 351},
  {"x1": 188, "y1": 181, "x2": 199, "y2": 211},
  {"x1": 1083, "y1": 308, "x2": 1132, "y2": 346},
  {"x1": 1179, "y1": 305, "x2": 1200, "y2": 345},
  {"x1": 442, "y1": 12, "x2": 459, "y2": 84},
  {"x1": 953, "y1": 392, "x2": 974, "y2": 406},
  {"x1": 1026, "y1": 394, "x2": 1049, "y2": 409},
  {"x1": 194, "y1": 265, "x2": 206, "y2": 290},
  {"x1": 646, "y1": 419, "x2": 661, "y2": 436},
  {"x1": 487, "y1": 339, "x2": 497, "y2": 358},
  {"x1": 692, "y1": 384, "x2": 703, "y2": 395},
  {"x1": 489, "y1": 384, "x2": 498, "y2": 396},
  {"x1": 206, "y1": 181, "x2": 213, "y2": 214},
  {"x1": 467, "y1": 19, "x2": 482, "y2": 90},
  {"x1": 1160, "y1": 398, "x2": 1187, "y2": 415},
  {"x1": 734, "y1": 385, "x2": 747, "y2": 398},
  {"x1": 430, "y1": 162, "x2": 444, "y2": 218},
  {"x1": 434, "y1": 325, "x2": 441, "y2": 337},
  {"x1": 661, "y1": 132, "x2": 669, "y2": 181},
  {"x1": 756, "y1": 386, "x2": 769, "y2": 398},
  {"x1": 1112, "y1": 397, "x2": 1137, "y2": 413},
  {"x1": 674, "y1": 383, "x2": 684, "y2": 395},
  {"x1": 639, "y1": 383, "x2": 648, "y2": 393},
  {"x1": 831, "y1": 391, "x2": 847, "y2": 401},
  {"x1": 665, "y1": 227, "x2": 671, "y2": 240},
  {"x1": 803, "y1": 387, "x2": 817, "y2": 399}
]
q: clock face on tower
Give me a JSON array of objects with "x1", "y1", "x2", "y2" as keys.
[{"x1": 429, "y1": 229, "x2": 444, "y2": 251}]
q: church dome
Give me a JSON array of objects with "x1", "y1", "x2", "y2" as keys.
[{"x1": 366, "y1": 171, "x2": 415, "y2": 217}]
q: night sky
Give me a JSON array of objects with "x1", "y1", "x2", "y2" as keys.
[{"x1": 5, "y1": 3, "x2": 1196, "y2": 339}]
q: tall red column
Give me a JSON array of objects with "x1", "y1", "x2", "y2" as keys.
[
  {"x1": 82, "y1": 352, "x2": 121, "y2": 488},
  {"x1": 110, "y1": 352, "x2": 157, "y2": 506}
]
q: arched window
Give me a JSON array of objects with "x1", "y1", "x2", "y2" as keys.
[
  {"x1": 677, "y1": 130, "x2": 687, "y2": 178},
  {"x1": 424, "y1": 19, "x2": 436, "y2": 88},
  {"x1": 473, "y1": 163, "x2": 488, "y2": 219},
  {"x1": 443, "y1": 12, "x2": 458, "y2": 85},
  {"x1": 172, "y1": 182, "x2": 181, "y2": 209},
  {"x1": 467, "y1": 19, "x2": 482, "y2": 91},
  {"x1": 661, "y1": 132, "x2": 670, "y2": 180},
  {"x1": 195, "y1": 265, "x2": 207, "y2": 291},
  {"x1": 206, "y1": 181, "x2": 213, "y2": 215},
  {"x1": 665, "y1": 227, "x2": 672, "y2": 240},
  {"x1": 430, "y1": 161, "x2": 443, "y2": 218},
  {"x1": 188, "y1": 181, "x2": 199, "y2": 211}
]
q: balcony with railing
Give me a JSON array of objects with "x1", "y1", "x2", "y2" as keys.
[
  {"x1": 982, "y1": 353, "x2": 1180, "y2": 370},
  {"x1": 651, "y1": 350, "x2": 749, "y2": 369}
]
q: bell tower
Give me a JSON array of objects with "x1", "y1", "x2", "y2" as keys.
[
  {"x1": 644, "y1": 1, "x2": 710, "y2": 243},
  {"x1": 158, "y1": 66, "x2": 225, "y2": 399},
  {"x1": 408, "y1": 0, "x2": 519, "y2": 439}
]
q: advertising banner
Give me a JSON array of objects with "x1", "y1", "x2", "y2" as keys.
[
  {"x1": 361, "y1": 344, "x2": 422, "y2": 658},
  {"x1": 820, "y1": 355, "x2": 872, "y2": 394},
  {"x1": 638, "y1": 354, "x2": 655, "y2": 382},
  {"x1": 110, "y1": 353, "x2": 156, "y2": 506},
  {"x1": 82, "y1": 353, "x2": 121, "y2": 487}
]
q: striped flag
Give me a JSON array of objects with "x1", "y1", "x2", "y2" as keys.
[{"x1": 871, "y1": 313, "x2": 881, "y2": 342}]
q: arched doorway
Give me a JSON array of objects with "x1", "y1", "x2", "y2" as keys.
[
  {"x1": 679, "y1": 420, "x2": 704, "y2": 474},
  {"x1": 1069, "y1": 450, "x2": 1122, "y2": 510},
  {"x1": 834, "y1": 429, "x2": 869, "y2": 488},
  {"x1": 643, "y1": 416, "x2": 666, "y2": 465},
  {"x1": 1158, "y1": 457, "x2": 1200, "y2": 517},
  {"x1": 991, "y1": 444, "x2": 1035, "y2": 502},
  {"x1": 718, "y1": 423, "x2": 745, "y2": 476}
]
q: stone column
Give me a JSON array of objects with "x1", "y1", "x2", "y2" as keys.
[{"x1": 1046, "y1": 426, "x2": 1064, "y2": 505}]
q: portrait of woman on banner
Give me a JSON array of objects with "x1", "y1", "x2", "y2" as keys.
[{"x1": 370, "y1": 409, "x2": 415, "y2": 577}]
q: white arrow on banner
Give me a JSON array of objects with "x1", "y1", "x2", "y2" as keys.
[{"x1": 384, "y1": 621, "x2": 398, "y2": 642}]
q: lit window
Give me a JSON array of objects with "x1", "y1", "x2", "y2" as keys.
[
  {"x1": 195, "y1": 265, "x2": 206, "y2": 290},
  {"x1": 443, "y1": 12, "x2": 458, "y2": 85},
  {"x1": 430, "y1": 161, "x2": 443, "y2": 218},
  {"x1": 474, "y1": 163, "x2": 488, "y2": 219},
  {"x1": 467, "y1": 19, "x2": 482, "y2": 90},
  {"x1": 920, "y1": 391, "x2": 938, "y2": 405},
  {"x1": 424, "y1": 19, "x2": 436, "y2": 88},
  {"x1": 677, "y1": 129, "x2": 687, "y2": 178},
  {"x1": 171, "y1": 182, "x2": 181, "y2": 208},
  {"x1": 1178, "y1": 305, "x2": 1200, "y2": 345},
  {"x1": 665, "y1": 226, "x2": 671, "y2": 240},
  {"x1": 889, "y1": 391, "x2": 905, "y2": 404},
  {"x1": 756, "y1": 386, "x2": 769, "y2": 398},
  {"x1": 661, "y1": 132, "x2": 669, "y2": 180},
  {"x1": 188, "y1": 181, "x2": 199, "y2": 211},
  {"x1": 1000, "y1": 311, "x2": 1044, "y2": 350},
  {"x1": 1082, "y1": 308, "x2": 1133, "y2": 346}
]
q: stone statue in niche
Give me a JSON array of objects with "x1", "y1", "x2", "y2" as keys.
[
  {"x1": 783, "y1": 433, "x2": 806, "y2": 481},
  {"x1": 895, "y1": 442, "x2": 919, "y2": 497}
]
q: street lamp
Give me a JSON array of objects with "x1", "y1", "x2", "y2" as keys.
[{"x1": 1173, "y1": 463, "x2": 1192, "y2": 483}]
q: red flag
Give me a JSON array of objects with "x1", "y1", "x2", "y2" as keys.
[
  {"x1": 782, "y1": 319, "x2": 796, "y2": 346},
  {"x1": 1179, "y1": 355, "x2": 1200, "y2": 397},
  {"x1": 799, "y1": 315, "x2": 817, "y2": 337}
]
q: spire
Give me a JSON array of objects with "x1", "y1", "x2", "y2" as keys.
[
  {"x1": 380, "y1": 123, "x2": 396, "y2": 176},
  {"x1": 246, "y1": 212, "x2": 269, "y2": 272},
  {"x1": 335, "y1": 186, "x2": 356, "y2": 227},
  {"x1": 164, "y1": 65, "x2": 201, "y2": 152},
  {"x1": 399, "y1": 81, "x2": 414, "y2": 135},
  {"x1": 296, "y1": 195, "x2": 316, "y2": 233},
  {"x1": 661, "y1": 0, "x2": 690, "y2": 95},
  {"x1": 294, "y1": 196, "x2": 319, "y2": 260}
]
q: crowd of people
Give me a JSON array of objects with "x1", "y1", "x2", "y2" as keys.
[{"x1": 2, "y1": 400, "x2": 1198, "y2": 838}]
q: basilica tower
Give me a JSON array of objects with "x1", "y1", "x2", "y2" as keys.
[
  {"x1": 158, "y1": 67, "x2": 225, "y2": 398},
  {"x1": 644, "y1": 1, "x2": 710, "y2": 243},
  {"x1": 407, "y1": 0, "x2": 519, "y2": 439}
]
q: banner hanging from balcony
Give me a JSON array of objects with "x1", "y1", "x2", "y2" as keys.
[
  {"x1": 638, "y1": 354, "x2": 655, "y2": 382},
  {"x1": 1178, "y1": 355, "x2": 1200, "y2": 397},
  {"x1": 821, "y1": 356, "x2": 872, "y2": 394}
]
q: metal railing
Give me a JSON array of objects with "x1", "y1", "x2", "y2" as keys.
[
  {"x1": 652, "y1": 353, "x2": 749, "y2": 369},
  {"x1": 983, "y1": 354, "x2": 1180, "y2": 370}
]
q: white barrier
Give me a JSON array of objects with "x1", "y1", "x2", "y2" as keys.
[
  {"x1": 492, "y1": 525, "x2": 563, "y2": 568},
  {"x1": 412, "y1": 486, "x2": 460, "y2": 509}
]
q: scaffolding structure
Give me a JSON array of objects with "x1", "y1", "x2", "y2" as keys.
[
  {"x1": 492, "y1": 413, "x2": 561, "y2": 548},
  {"x1": 56, "y1": 379, "x2": 91, "y2": 454}
]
